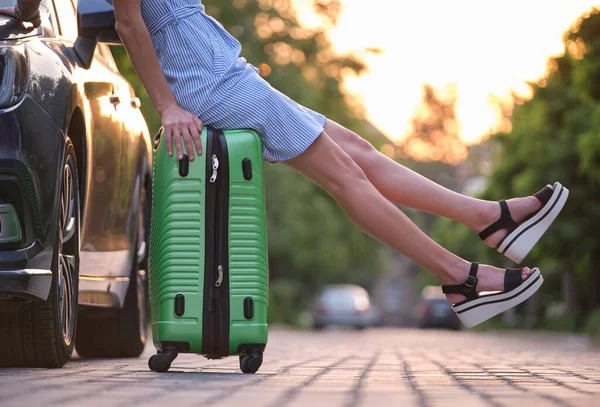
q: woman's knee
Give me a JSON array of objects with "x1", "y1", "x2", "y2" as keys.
[
  {"x1": 324, "y1": 151, "x2": 370, "y2": 198},
  {"x1": 285, "y1": 132, "x2": 369, "y2": 198},
  {"x1": 325, "y1": 121, "x2": 377, "y2": 160},
  {"x1": 348, "y1": 130, "x2": 376, "y2": 156}
]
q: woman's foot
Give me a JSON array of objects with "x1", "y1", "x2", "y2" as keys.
[
  {"x1": 443, "y1": 263, "x2": 534, "y2": 305},
  {"x1": 475, "y1": 184, "x2": 553, "y2": 248},
  {"x1": 442, "y1": 262, "x2": 544, "y2": 328}
]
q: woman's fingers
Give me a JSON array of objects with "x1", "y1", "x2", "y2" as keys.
[
  {"x1": 173, "y1": 127, "x2": 184, "y2": 159},
  {"x1": 189, "y1": 115, "x2": 204, "y2": 155},
  {"x1": 30, "y1": 16, "x2": 41, "y2": 28},
  {"x1": 181, "y1": 126, "x2": 195, "y2": 161},
  {"x1": 190, "y1": 123, "x2": 203, "y2": 156},
  {"x1": 194, "y1": 117, "x2": 204, "y2": 155},
  {"x1": 164, "y1": 126, "x2": 173, "y2": 156},
  {"x1": 161, "y1": 107, "x2": 205, "y2": 159},
  {"x1": 194, "y1": 116, "x2": 204, "y2": 133}
]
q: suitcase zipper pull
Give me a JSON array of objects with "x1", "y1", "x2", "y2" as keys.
[
  {"x1": 210, "y1": 154, "x2": 219, "y2": 183},
  {"x1": 215, "y1": 265, "x2": 224, "y2": 287}
]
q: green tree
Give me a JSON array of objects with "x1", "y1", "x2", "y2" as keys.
[
  {"x1": 378, "y1": 84, "x2": 467, "y2": 237},
  {"x1": 432, "y1": 8, "x2": 600, "y2": 330},
  {"x1": 398, "y1": 83, "x2": 466, "y2": 166}
]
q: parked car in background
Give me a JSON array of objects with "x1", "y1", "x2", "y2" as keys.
[
  {"x1": 0, "y1": 0, "x2": 152, "y2": 367},
  {"x1": 416, "y1": 286, "x2": 461, "y2": 330},
  {"x1": 312, "y1": 284, "x2": 381, "y2": 330}
]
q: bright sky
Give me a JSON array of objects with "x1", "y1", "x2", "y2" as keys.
[{"x1": 315, "y1": 0, "x2": 600, "y2": 144}]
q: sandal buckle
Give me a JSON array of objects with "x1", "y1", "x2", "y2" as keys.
[{"x1": 464, "y1": 275, "x2": 477, "y2": 289}]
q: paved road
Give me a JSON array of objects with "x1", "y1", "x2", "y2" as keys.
[{"x1": 0, "y1": 328, "x2": 599, "y2": 407}]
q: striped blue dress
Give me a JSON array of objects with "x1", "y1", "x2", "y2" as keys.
[{"x1": 140, "y1": 0, "x2": 328, "y2": 162}]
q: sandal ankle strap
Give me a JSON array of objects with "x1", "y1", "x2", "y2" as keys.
[
  {"x1": 442, "y1": 263, "x2": 480, "y2": 301},
  {"x1": 478, "y1": 200, "x2": 518, "y2": 241}
]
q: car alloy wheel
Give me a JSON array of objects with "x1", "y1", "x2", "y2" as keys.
[{"x1": 58, "y1": 155, "x2": 79, "y2": 347}]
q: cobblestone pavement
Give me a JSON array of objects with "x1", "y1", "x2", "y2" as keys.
[{"x1": 0, "y1": 328, "x2": 599, "y2": 407}]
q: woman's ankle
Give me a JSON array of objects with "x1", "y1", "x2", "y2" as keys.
[
  {"x1": 468, "y1": 200, "x2": 498, "y2": 232},
  {"x1": 437, "y1": 257, "x2": 471, "y2": 286}
]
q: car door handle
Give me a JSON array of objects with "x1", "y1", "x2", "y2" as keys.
[
  {"x1": 109, "y1": 94, "x2": 121, "y2": 106},
  {"x1": 131, "y1": 97, "x2": 141, "y2": 109}
]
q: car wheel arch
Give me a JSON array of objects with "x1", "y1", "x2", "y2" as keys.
[{"x1": 64, "y1": 107, "x2": 87, "y2": 214}]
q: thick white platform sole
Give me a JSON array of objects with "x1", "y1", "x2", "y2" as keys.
[
  {"x1": 453, "y1": 268, "x2": 543, "y2": 328},
  {"x1": 498, "y1": 182, "x2": 569, "y2": 263}
]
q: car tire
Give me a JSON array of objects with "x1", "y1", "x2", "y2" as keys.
[
  {"x1": 75, "y1": 184, "x2": 148, "y2": 358},
  {"x1": 0, "y1": 141, "x2": 80, "y2": 368}
]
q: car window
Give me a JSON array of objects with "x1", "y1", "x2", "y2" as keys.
[
  {"x1": 320, "y1": 287, "x2": 367, "y2": 308},
  {"x1": 321, "y1": 291, "x2": 355, "y2": 308},
  {"x1": 53, "y1": 0, "x2": 78, "y2": 41}
]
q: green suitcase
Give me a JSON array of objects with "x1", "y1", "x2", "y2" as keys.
[{"x1": 148, "y1": 126, "x2": 268, "y2": 374}]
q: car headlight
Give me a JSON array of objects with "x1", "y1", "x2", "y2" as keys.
[{"x1": 0, "y1": 45, "x2": 28, "y2": 109}]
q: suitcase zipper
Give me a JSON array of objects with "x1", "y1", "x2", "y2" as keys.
[
  {"x1": 215, "y1": 265, "x2": 224, "y2": 287},
  {"x1": 210, "y1": 155, "x2": 219, "y2": 183},
  {"x1": 214, "y1": 130, "x2": 230, "y2": 357},
  {"x1": 202, "y1": 128, "x2": 230, "y2": 359},
  {"x1": 203, "y1": 129, "x2": 219, "y2": 358}
]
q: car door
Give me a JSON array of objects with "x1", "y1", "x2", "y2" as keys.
[
  {"x1": 95, "y1": 43, "x2": 142, "y2": 256},
  {"x1": 51, "y1": 0, "x2": 128, "y2": 276}
]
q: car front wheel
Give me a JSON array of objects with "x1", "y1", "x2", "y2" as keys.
[{"x1": 0, "y1": 141, "x2": 80, "y2": 368}]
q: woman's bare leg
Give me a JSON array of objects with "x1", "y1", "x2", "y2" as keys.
[
  {"x1": 284, "y1": 131, "x2": 532, "y2": 304},
  {"x1": 322, "y1": 120, "x2": 548, "y2": 249}
]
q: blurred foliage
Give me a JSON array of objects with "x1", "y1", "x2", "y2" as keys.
[
  {"x1": 397, "y1": 84, "x2": 467, "y2": 233},
  {"x1": 583, "y1": 308, "x2": 600, "y2": 346},
  {"x1": 398, "y1": 83, "x2": 467, "y2": 165},
  {"x1": 111, "y1": 0, "x2": 389, "y2": 323},
  {"x1": 430, "y1": 8, "x2": 600, "y2": 333}
]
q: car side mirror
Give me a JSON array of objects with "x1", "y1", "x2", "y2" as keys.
[{"x1": 73, "y1": 0, "x2": 122, "y2": 69}]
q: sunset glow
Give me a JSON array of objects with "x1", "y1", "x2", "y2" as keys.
[{"x1": 300, "y1": 0, "x2": 600, "y2": 146}]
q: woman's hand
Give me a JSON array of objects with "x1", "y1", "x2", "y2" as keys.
[
  {"x1": 0, "y1": 3, "x2": 41, "y2": 28},
  {"x1": 113, "y1": 0, "x2": 202, "y2": 159},
  {"x1": 161, "y1": 104, "x2": 204, "y2": 160}
]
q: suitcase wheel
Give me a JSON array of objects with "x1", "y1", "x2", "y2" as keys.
[
  {"x1": 239, "y1": 351, "x2": 263, "y2": 374},
  {"x1": 148, "y1": 350, "x2": 178, "y2": 373}
]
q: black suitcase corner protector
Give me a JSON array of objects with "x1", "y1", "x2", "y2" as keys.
[
  {"x1": 244, "y1": 297, "x2": 254, "y2": 319},
  {"x1": 237, "y1": 343, "x2": 267, "y2": 355},
  {"x1": 157, "y1": 341, "x2": 190, "y2": 353},
  {"x1": 242, "y1": 158, "x2": 252, "y2": 180},
  {"x1": 178, "y1": 155, "x2": 189, "y2": 177},
  {"x1": 174, "y1": 294, "x2": 185, "y2": 316}
]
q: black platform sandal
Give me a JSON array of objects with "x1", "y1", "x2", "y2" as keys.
[
  {"x1": 442, "y1": 263, "x2": 544, "y2": 328},
  {"x1": 478, "y1": 181, "x2": 569, "y2": 264}
]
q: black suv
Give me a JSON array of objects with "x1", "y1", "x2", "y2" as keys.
[{"x1": 0, "y1": 0, "x2": 152, "y2": 367}]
